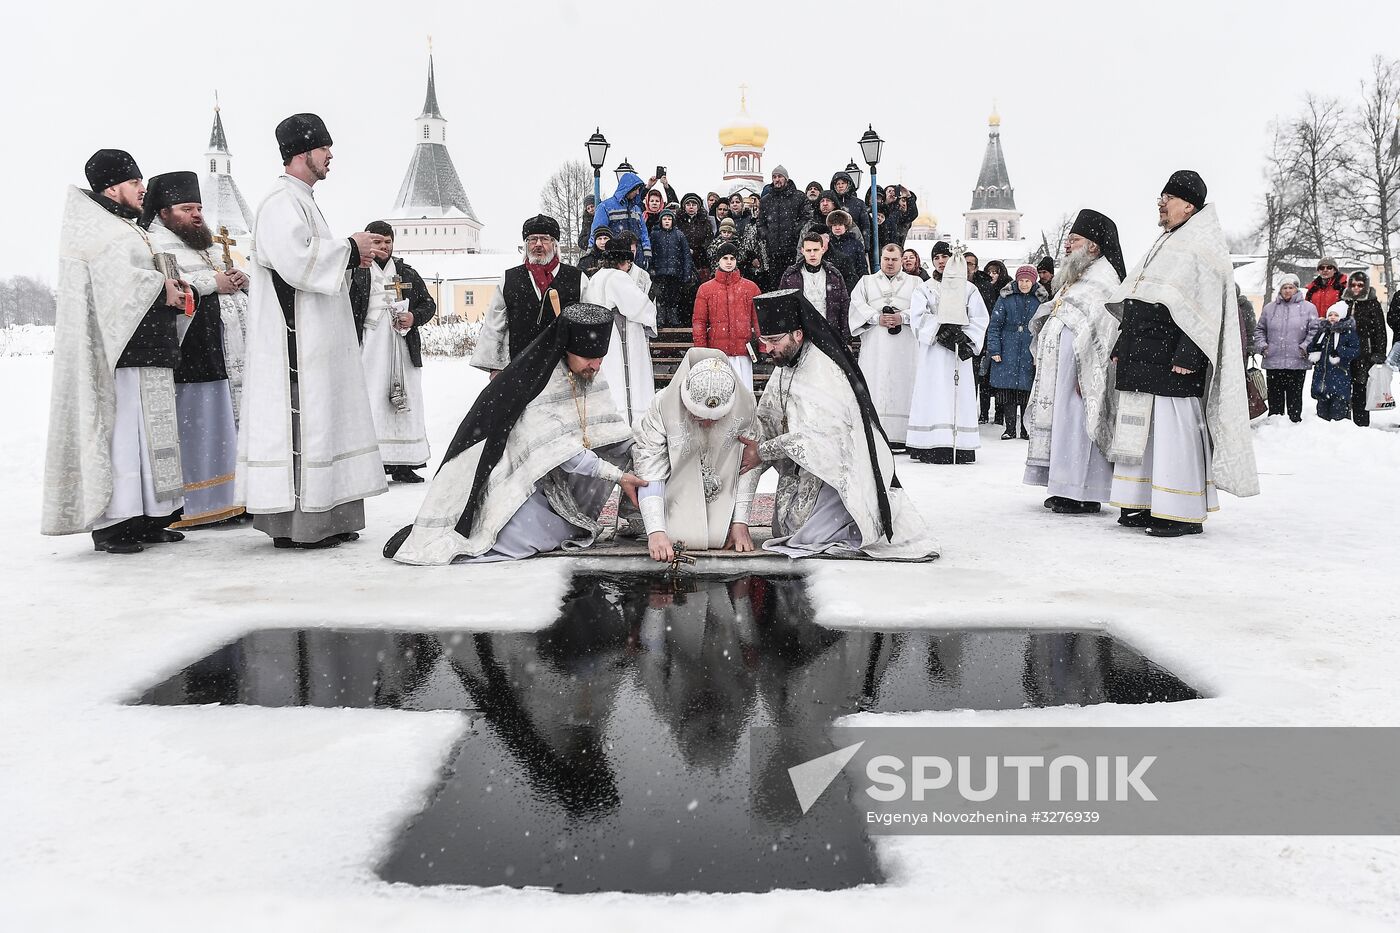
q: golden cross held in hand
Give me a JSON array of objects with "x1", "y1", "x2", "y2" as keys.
[
  {"x1": 212, "y1": 226, "x2": 236, "y2": 272},
  {"x1": 385, "y1": 275, "x2": 411, "y2": 302}
]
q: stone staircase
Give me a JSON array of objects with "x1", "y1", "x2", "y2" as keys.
[{"x1": 650, "y1": 327, "x2": 774, "y2": 389}]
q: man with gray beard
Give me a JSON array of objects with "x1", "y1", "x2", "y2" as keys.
[
  {"x1": 1023, "y1": 210, "x2": 1125, "y2": 514},
  {"x1": 472, "y1": 215, "x2": 585, "y2": 373}
]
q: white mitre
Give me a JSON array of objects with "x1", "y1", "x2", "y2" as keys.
[{"x1": 681, "y1": 357, "x2": 738, "y2": 421}]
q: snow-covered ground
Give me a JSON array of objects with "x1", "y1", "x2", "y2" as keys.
[{"x1": 2, "y1": 355, "x2": 1399, "y2": 932}]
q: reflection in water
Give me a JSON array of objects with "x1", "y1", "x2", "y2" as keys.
[{"x1": 136, "y1": 573, "x2": 1198, "y2": 893}]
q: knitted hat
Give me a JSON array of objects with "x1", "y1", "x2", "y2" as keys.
[
  {"x1": 1317, "y1": 257, "x2": 1339, "y2": 270},
  {"x1": 931, "y1": 241, "x2": 953, "y2": 258},
  {"x1": 718, "y1": 217, "x2": 737, "y2": 233},
  {"x1": 772, "y1": 164, "x2": 789, "y2": 178},
  {"x1": 712, "y1": 240, "x2": 740, "y2": 260},
  {"x1": 1037, "y1": 256, "x2": 1055, "y2": 274},
  {"x1": 1276, "y1": 273, "x2": 1300, "y2": 296},
  {"x1": 1015, "y1": 264, "x2": 1038, "y2": 280}
]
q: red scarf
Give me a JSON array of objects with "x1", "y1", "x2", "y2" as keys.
[{"x1": 527, "y1": 255, "x2": 560, "y2": 295}]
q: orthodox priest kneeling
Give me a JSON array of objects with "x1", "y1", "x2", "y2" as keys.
[
  {"x1": 738, "y1": 290, "x2": 938, "y2": 560},
  {"x1": 386, "y1": 303, "x2": 646, "y2": 565},
  {"x1": 632, "y1": 348, "x2": 762, "y2": 562}
]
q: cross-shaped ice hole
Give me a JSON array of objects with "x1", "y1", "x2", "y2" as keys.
[{"x1": 134, "y1": 572, "x2": 1199, "y2": 893}]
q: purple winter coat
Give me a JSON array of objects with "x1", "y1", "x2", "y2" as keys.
[{"x1": 1253, "y1": 291, "x2": 1320, "y2": 370}]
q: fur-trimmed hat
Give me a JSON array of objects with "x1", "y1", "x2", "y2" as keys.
[{"x1": 826, "y1": 209, "x2": 853, "y2": 229}]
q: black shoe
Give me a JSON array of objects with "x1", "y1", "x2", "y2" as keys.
[
  {"x1": 389, "y1": 466, "x2": 425, "y2": 483},
  {"x1": 273, "y1": 536, "x2": 343, "y2": 550},
  {"x1": 978, "y1": 414, "x2": 990, "y2": 425},
  {"x1": 1051, "y1": 498, "x2": 1101, "y2": 515},
  {"x1": 954, "y1": 449, "x2": 976, "y2": 464},
  {"x1": 1019, "y1": 427, "x2": 1029, "y2": 440},
  {"x1": 383, "y1": 525, "x2": 413, "y2": 558},
  {"x1": 94, "y1": 538, "x2": 144, "y2": 554},
  {"x1": 1145, "y1": 519, "x2": 1203, "y2": 538},
  {"x1": 1001, "y1": 429, "x2": 1015, "y2": 440},
  {"x1": 136, "y1": 528, "x2": 185, "y2": 544},
  {"x1": 1117, "y1": 509, "x2": 1156, "y2": 528},
  {"x1": 1043, "y1": 497, "x2": 1056, "y2": 510},
  {"x1": 334, "y1": 532, "x2": 360, "y2": 542}
]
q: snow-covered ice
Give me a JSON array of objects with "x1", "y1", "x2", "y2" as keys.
[{"x1": 1, "y1": 354, "x2": 1398, "y2": 932}]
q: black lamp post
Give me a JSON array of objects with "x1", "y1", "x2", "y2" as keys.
[
  {"x1": 615, "y1": 157, "x2": 635, "y2": 184},
  {"x1": 585, "y1": 128, "x2": 610, "y2": 210},
  {"x1": 857, "y1": 125, "x2": 884, "y2": 274},
  {"x1": 843, "y1": 158, "x2": 863, "y2": 196}
]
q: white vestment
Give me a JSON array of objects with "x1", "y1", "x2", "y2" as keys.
[
  {"x1": 392, "y1": 363, "x2": 634, "y2": 565},
  {"x1": 146, "y1": 218, "x2": 243, "y2": 527},
  {"x1": 1105, "y1": 204, "x2": 1259, "y2": 500},
  {"x1": 236, "y1": 175, "x2": 387, "y2": 516},
  {"x1": 800, "y1": 265, "x2": 828, "y2": 318},
  {"x1": 632, "y1": 348, "x2": 762, "y2": 549},
  {"x1": 906, "y1": 279, "x2": 989, "y2": 452},
  {"x1": 1109, "y1": 396, "x2": 1218, "y2": 522},
  {"x1": 1023, "y1": 256, "x2": 1121, "y2": 502},
  {"x1": 43, "y1": 187, "x2": 174, "y2": 535},
  {"x1": 94, "y1": 367, "x2": 185, "y2": 528},
  {"x1": 754, "y1": 344, "x2": 938, "y2": 560},
  {"x1": 849, "y1": 270, "x2": 919, "y2": 443},
  {"x1": 584, "y1": 267, "x2": 657, "y2": 425},
  {"x1": 361, "y1": 258, "x2": 430, "y2": 466}
]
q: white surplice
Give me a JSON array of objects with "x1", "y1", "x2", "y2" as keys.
[
  {"x1": 906, "y1": 279, "x2": 989, "y2": 452},
  {"x1": 361, "y1": 258, "x2": 430, "y2": 466},
  {"x1": 584, "y1": 266, "x2": 657, "y2": 425},
  {"x1": 849, "y1": 270, "x2": 919, "y2": 443},
  {"x1": 236, "y1": 175, "x2": 386, "y2": 514}
]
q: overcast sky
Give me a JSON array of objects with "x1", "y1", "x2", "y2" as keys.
[{"x1": 3, "y1": 0, "x2": 1397, "y2": 279}]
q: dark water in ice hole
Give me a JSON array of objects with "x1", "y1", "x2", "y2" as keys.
[{"x1": 135, "y1": 572, "x2": 1199, "y2": 894}]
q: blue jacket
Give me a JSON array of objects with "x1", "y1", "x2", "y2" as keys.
[
  {"x1": 591, "y1": 172, "x2": 652, "y2": 266},
  {"x1": 1309, "y1": 316, "x2": 1360, "y2": 401},
  {"x1": 649, "y1": 213, "x2": 695, "y2": 280},
  {"x1": 986, "y1": 288, "x2": 1040, "y2": 390}
]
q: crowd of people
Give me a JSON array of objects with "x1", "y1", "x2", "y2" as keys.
[{"x1": 41, "y1": 117, "x2": 1395, "y2": 562}]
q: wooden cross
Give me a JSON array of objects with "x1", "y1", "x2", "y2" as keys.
[
  {"x1": 385, "y1": 275, "x2": 411, "y2": 302},
  {"x1": 212, "y1": 226, "x2": 236, "y2": 272},
  {"x1": 134, "y1": 572, "x2": 1199, "y2": 893}
]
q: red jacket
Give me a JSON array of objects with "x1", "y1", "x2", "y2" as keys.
[
  {"x1": 1306, "y1": 273, "x2": 1347, "y2": 318},
  {"x1": 693, "y1": 269, "x2": 760, "y2": 356}
]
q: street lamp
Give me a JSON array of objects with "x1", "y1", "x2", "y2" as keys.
[
  {"x1": 857, "y1": 125, "x2": 885, "y2": 274},
  {"x1": 615, "y1": 157, "x2": 635, "y2": 184},
  {"x1": 585, "y1": 128, "x2": 610, "y2": 209},
  {"x1": 843, "y1": 158, "x2": 863, "y2": 195}
]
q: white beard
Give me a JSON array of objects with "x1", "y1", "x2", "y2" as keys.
[
  {"x1": 527, "y1": 247, "x2": 559, "y2": 266},
  {"x1": 1053, "y1": 246, "x2": 1096, "y2": 292}
]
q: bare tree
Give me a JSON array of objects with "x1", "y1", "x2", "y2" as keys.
[
  {"x1": 1281, "y1": 95, "x2": 1354, "y2": 258},
  {"x1": 1252, "y1": 124, "x2": 1309, "y2": 300},
  {"x1": 1340, "y1": 55, "x2": 1400, "y2": 299},
  {"x1": 0, "y1": 275, "x2": 57, "y2": 327},
  {"x1": 1033, "y1": 213, "x2": 1075, "y2": 263},
  {"x1": 538, "y1": 160, "x2": 593, "y2": 263}
]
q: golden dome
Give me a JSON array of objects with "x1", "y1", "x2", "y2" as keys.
[
  {"x1": 914, "y1": 212, "x2": 937, "y2": 227},
  {"x1": 718, "y1": 84, "x2": 768, "y2": 148},
  {"x1": 989, "y1": 103, "x2": 1001, "y2": 127}
]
